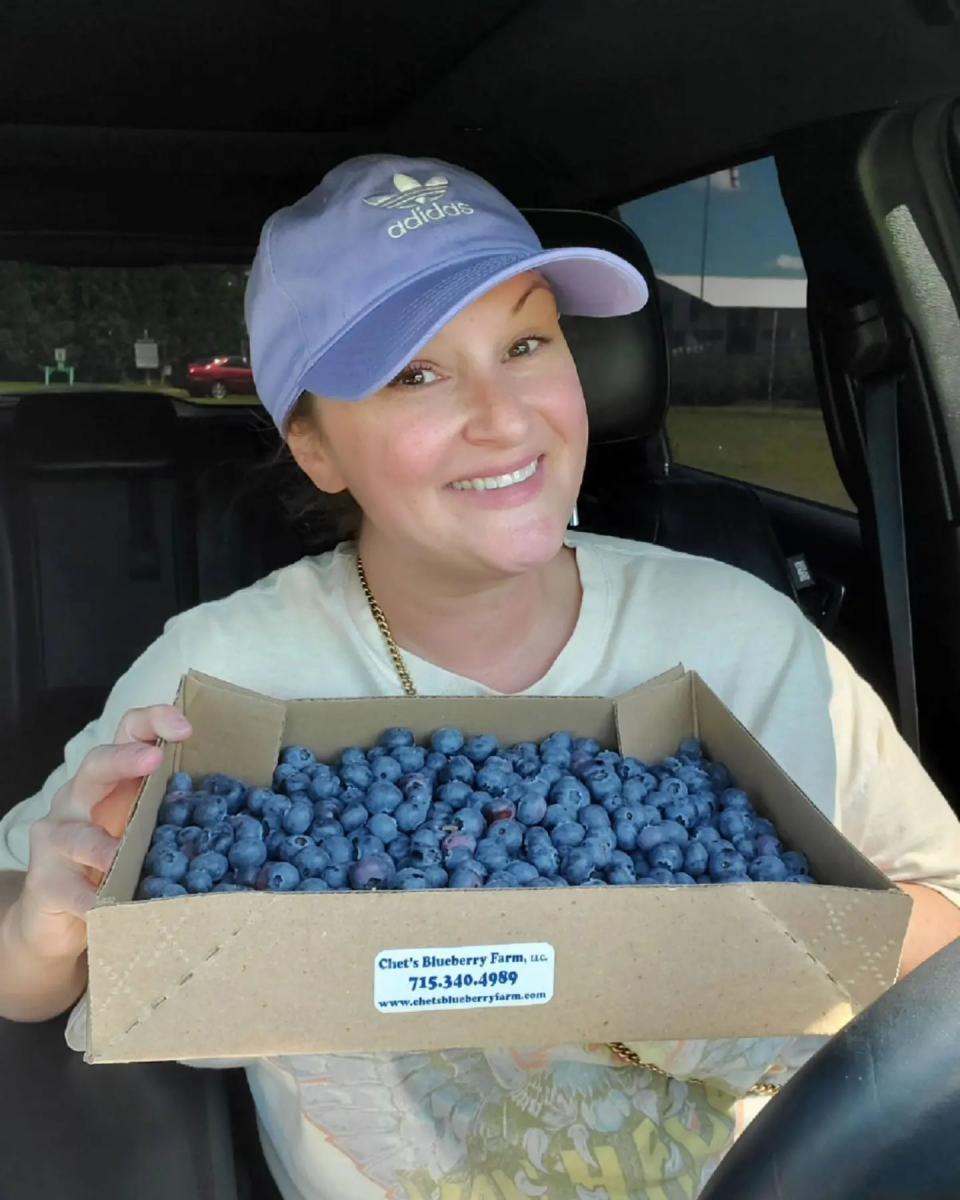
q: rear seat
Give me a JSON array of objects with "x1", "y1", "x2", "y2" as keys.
[{"x1": 0, "y1": 211, "x2": 797, "y2": 817}]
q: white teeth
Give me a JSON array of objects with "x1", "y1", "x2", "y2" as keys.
[{"x1": 451, "y1": 458, "x2": 540, "y2": 491}]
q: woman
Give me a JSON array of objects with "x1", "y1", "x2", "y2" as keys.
[{"x1": 2, "y1": 154, "x2": 960, "y2": 1200}]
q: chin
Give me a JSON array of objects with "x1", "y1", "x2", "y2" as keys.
[{"x1": 474, "y1": 516, "x2": 570, "y2": 576}]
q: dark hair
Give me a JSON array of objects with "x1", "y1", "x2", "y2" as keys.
[{"x1": 262, "y1": 391, "x2": 362, "y2": 552}]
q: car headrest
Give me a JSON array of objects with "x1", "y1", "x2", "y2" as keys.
[{"x1": 523, "y1": 209, "x2": 668, "y2": 444}]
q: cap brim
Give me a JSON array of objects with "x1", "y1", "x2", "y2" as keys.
[{"x1": 297, "y1": 246, "x2": 649, "y2": 406}]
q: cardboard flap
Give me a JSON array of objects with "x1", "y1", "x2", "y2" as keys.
[
  {"x1": 614, "y1": 673, "x2": 694, "y2": 762},
  {"x1": 178, "y1": 671, "x2": 286, "y2": 785}
]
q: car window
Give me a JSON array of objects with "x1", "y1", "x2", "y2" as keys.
[
  {"x1": 0, "y1": 261, "x2": 259, "y2": 405},
  {"x1": 618, "y1": 159, "x2": 855, "y2": 512}
]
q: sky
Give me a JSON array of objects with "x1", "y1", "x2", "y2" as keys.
[{"x1": 618, "y1": 157, "x2": 807, "y2": 281}]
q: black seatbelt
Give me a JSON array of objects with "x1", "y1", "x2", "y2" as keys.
[{"x1": 862, "y1": 375, "x2": 920, "y2": 753}]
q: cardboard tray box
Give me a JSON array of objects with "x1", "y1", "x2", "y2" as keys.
[{"x1": 85, "y1": 667, "x2": 911, "y2": 1064}]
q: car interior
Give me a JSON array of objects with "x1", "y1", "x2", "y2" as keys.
[{"x1": 2, "y1": 1, "x2": 960, "y2": 1196}]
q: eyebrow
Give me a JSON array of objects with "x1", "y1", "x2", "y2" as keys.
[{"x1": 511, "y1": 280, "x2": 554, "y2": 314}]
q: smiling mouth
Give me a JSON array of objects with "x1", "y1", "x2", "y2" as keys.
[{"x1": 449, "y1": 457, "x2": 541, "y2": 491}]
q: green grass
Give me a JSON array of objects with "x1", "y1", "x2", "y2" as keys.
[
  {"x1": 666, "y1": 405, "x2": 855, "y2": 511},
  {"x1": 0, "y1": 380, "x2": 260, "y2": 406}
]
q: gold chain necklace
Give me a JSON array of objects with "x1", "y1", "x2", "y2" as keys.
[{"x1": 355, "y1": 552, "x2": 780, "y2": 1097}]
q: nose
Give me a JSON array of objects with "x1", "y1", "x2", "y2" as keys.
[{"x1": 461, "y1": 371, "x2": 532, "y2": 446}]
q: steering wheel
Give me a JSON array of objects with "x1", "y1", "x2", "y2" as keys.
[{"x1": 699, "y1": 936, "x2": 960, "y2": 1200}]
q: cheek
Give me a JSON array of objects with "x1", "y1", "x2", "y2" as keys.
[
  {"x1": 537, "y1": 357, "x2": 589, "y2": 448},
  {"x1": 331, "y1": 408, "x2": 455, "y2": 500}
]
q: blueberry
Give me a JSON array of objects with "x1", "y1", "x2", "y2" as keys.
[
  {"x1": 426, "y1": 801, "x2": 454, "y2": 825},
  {"x1": 583, "y1": 766, "x2": 621, "y2": 805},
  {"x1": 144, "y1": 845, "x2": 189, "y2": 882},
  {"x1": 257, "y1": 861, "x2": 301, "y2": 891},
  {"x1": 229, "y1": 839, "x2": 268, "y2": 869},
  {"x1": 366, "y1": 812, "x2": 399, "y2": 843},
  {"x1": 280, "y1": 746, "x2": 316, "y2": 772},
  {"x1": 616, "y1": 756, "x2": 649, "y2": 781},
  {"x1": 636, "y1": 825, "x2": 666, "y2": 852},
  {"x1": 395, "y1": 798, "x2": 429, "y2": 833},
  {"x1": 297, "y1": 877, "x2": 331, "y2": 892},
  {"x1": 524, "y1": 825, "x2": 553, "y2": 852},
  {"x1": 280, "y1": 798, "x2": 313, "y2": 836},
  {"x1": 751, "y1": 817, "x2": 778, "y2": 839},
  {"x1": 448, "y1": 806, "x2": 480, "y2": 835},
  {"x1": 572, "y1": 737, "x2": 600, "y2": 755},
  {"x1": 463, "y1": 733, "x2": 499, "y2": 763},
  {"x1": 190, "y1": 851, "x2": 229, "y2": 882},
  {"x1": 400, "y1": 772, "x2": 434, "y2": 798},
  {"x1": 561, "y1": 847, "x2": 595, "y2": 884},
  {"x1": 431, "y1": 727, "x2": 465, "y2": 756},
  {"x1": 230, "y1": 814, "x2": 264, "y2": 841},
  {"x1": 137, "y1": 876, "x2": 188, "y2": 900},
  {"x1": 322, "y1": 835, "x2": 354, "y2": 866},
  {"x1": 648, "y1": 842, "x2": 684, "y2": 872},
  {"x1": 340, "y1": 746, "x2": 367, "y2": 766},
  {"x1": 664, "y1": 799, "x2": 698, "y2": 830},
  {"x1": 475, "y1": 764, "x2": 512, "y2": 797},
  {"x1": 480, "y1": 797, "x2": 516, "y2": 825},
  {"x1": 437, "y1": 780, "x2": 474, "y2": 810},
  {"x1": 387, "y1": 833, "x2": 412, "y2": 863},
  {"x1": 425, "y1": 751, "x2": 448, "y2": 773},
  {"x1": 348, "y1": 853, "x2": 395, "y2": 890},
  {"x1": 515, "y1": 792, "x2": 548, "y2": 826},
  {"x1": 352, "y1": 833, "x2": 387, "y2": 860},
  {"x1": 150, "y1": 824, "x2": 181, "y2": 846},
  {"x1": 232, "y1": 864, "x2": 261, "y2": 888},
  {"x1": 276, "y1": 834, "x2": 312, "y2": 863},
  {"x1": 262, "y1": 793, "x2": 293, "y2": 821},
  {"x1": 787, "y1": 873, "x2": 816, "y2": 884},
  {"x1": 280, "y1": 770, "x2": 312, "y2": 796},
  {"x1": 620, "y1": 777, "x2": 655, "y2": 805},
  {"x1": 449, "y1": 865, "x2": 485, "y2": 888},
  {"x1": 614, "y1": 820, "x2": 639, "y2": 852},
  {"x1": 513, "y1": 759, "x2": 541, "y2": 780},
  {"x1": 273, "y1": 762, "x2": 301, "y2": 788},
  {"x1": 380, "y1": 726, "x2": 415, "y2": 750},
  {"x1": 475, "y1": 839, "x2": 509, "y2": 873},
  {"x1": 442, "y1": 831, "x2": 477, "y2": 867},
  {"x1": 437, "y1": 754, "x2": 473, "y2": 784},
  {"x1": 335, "y1": 802, "x2": 365, "y2": 835},
  {"x1": 781, "y1": 850, "x2": 809, "y2": 876},
  {"x1": 541, "y1": 803, "x2": 567, "y2": 831},
  {"x1": 310, "y1": 818, "x2": 344, "y2": 841},
  {"x1": 541, "y1": 747, "x2": 571, "y2": 770},
  {"x1": 582, "y1": 830, "x2": 616, "y2": 868},
  {"x1": 550, "y1": 776, "x2": 590, "y2": 808},
  {"x1": 308, "y1": 773, "x2": 342, "y2": 802},
  {"x1": 265, "y1": 830, "x2": 288, "y2": 858},
  {"x1": 683, "y1": 841, "x2": 709, "y2": 876},
  {"x1": 242, "y1": 787, "x2": 272, "y2": 817},
  {"x1": 185, "y1": 866, "x2": 214, "y2": 893},
  {"x1": 323, "y1": 864, "x2": 350, "y2": 889},
  {"x1": 693, "y1": 796, "x2": 717, "y2": 823},
  {"x1": 166, "y1": 771, "x2": 193, "y2": 794},
  {"x1": 487, "y1": 819, "x2": 524, "y2": 854},
  {"x1": 392, "y1": 745, "x2": 427, "y2": 773},
  {"x1": 408, "y1": 843, "x2": 443, "y2": 869},
  {"x1": 605, "y1": 863, "x2": 637, "y2": 885},
  {"x1": 529, "y1": 845, "x2": 561, "y2": 877},
  {"x1": 506, "y1": 860, "x2": 540, "y2": 885},
  {"x1": 340, "y1": 762, "x2": 374, "y2": 791},
  {"x1": 212, "y1": 882, "x2": 245, "y2": 893},
  {"x1": 645, "y1": 868, "x2": 677, "y2": 885},
  {"x1": 693, "y1": 825, "x2": 723, "y2": 846},
  {"x1": 158, "y1": 796, "x2": 193, "y2": 827},
  {"x1": 709, "y1": 849, "x2": 749, "y2": 883},
  {"x1": 395, "y1": 867, "x2": 431, "y2": 890},
  {"x1": 678, "y1": 737, "x2": 703, "y2": 760},
  {"x1": 719, "y1": 810, "x2": 751, "y2": 841},
  {"x1": 658, "y1": 820, "x2": 689, "y2": 846},
  {"x1": 424, "y1": 865, "x2": 449, "y2": 887},
  {"x1": 365, "y1": 781, "x2": 403, "y2": 814},
  {"x1": 749, "y1": 855, "x2": 789, "y2": 882},
  {"x1": 368, "y1": 755, "x2": 402, "y2": 784},
  {"x1": 485, "y1": 871, "x2": 520, "y2": 889},
  {"x1": 733, "y1": 836, "x2": 757, "y2": 860},
  {"x1": 755, "y1": 834, "x2": 783, "y2": 857},
  {"x1": 721, "y1": 788, "x2": 753, "y2": 813}
]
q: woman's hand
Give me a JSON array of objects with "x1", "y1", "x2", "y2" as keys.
[{"x1": 11, "y1": 705, "x2": 193, "y2": 965}]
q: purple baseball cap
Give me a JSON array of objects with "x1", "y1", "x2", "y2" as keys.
[{"x1": 245, "y1": 154, "x2": 649, "y2": 432}]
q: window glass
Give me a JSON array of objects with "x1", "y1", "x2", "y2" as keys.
[
  {"x1": 0, "y1": 262, "x2": 257, "y2": 404},
  {"x1": 619, "y1": 159, "x2": 854, "y2": 511}
]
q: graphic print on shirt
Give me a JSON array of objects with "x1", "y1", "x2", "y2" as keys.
[{"x1": 284, "y1": 1044, "x2": 748, "y2": 1199}]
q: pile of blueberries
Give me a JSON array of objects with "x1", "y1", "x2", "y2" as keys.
[{"x1": 136, "y1": 728, "x2": 816, "y2": 898}]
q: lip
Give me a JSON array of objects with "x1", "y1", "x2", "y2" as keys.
[
  {"x1": 446, "y1": 453, "x2": 542, "y2": 489},
  {"x1": 445, "y1": 454, "x2": 546, "y2": 510}
]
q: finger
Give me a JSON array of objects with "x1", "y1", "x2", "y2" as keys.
[
  {"x1": 22, "y1": 865, "x2": 99, "y2": 923},
  {"x1": 55, "y1": 741, "x2": 162, "y2": 823},
  {"x1": 114, "y1": 704, "x2": 192, "y2": 746},
  {"x1": 47, "y1": 821, "x2": 121, "y2": 875}
]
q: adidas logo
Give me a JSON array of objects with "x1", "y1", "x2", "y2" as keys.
[{"x1": 363, "y1": 172, "x2": 474, "y2": 239}]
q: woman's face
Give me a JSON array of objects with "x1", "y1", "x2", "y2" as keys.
[{"x1": 289, "y1": 271, "x2": 588, "y2": 579}]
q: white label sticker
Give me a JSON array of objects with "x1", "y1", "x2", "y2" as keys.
[{"x1": 374, "y1": 942, "x2": 555, "y2": 1013}]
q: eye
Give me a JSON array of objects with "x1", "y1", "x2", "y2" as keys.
[
  {"x1": 387, "y1": 362, "x2": 440, "y2": 388},
  {"x1": 506, "y1": 335, "x2": 549, "y2": 359}
]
